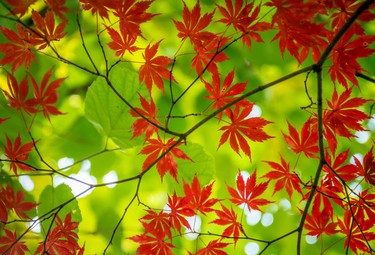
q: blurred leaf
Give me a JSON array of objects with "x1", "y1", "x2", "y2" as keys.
[{"x1": 84, "y1": 63, "x2": 149, "y2": 149}]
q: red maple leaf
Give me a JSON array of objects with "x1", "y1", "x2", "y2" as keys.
[
  {"x1": 106, "y1": 25, "x2": 140, "y2": 57},
  {"x1": 35, "y1": 213, "x2": 81, "y2": 255},
  {"x1": 265, "y1": 0, "x2": 328, "y2": 63},
  {"x1": 0, "y1": 24, "x2": 39, "y2": 71},
  {"x1": 350, "y1": 189, "x2": 375, "y2": 222},
  {"x1": 183, "y1": 175, "x2": 219, "y2": 215},
  {"x1": 4, "y1": 0, "x2": 36, "y2": 17},
  {"x1": 45, "y1": 0, "x2": 70, "y2": 21},
  {"x1": 130, "y1": 231, "x2": 175, "y2": 255},
  {"x1": 337, "y1": 210, "x2": 375, "y2": 254},
  {"x1": 203, "y1": 69, "x2": 247, "y2": 120},
  {"x1": 321, "y1": 86, "x2": 370, "y2": 154},
  {"x1": 227, "y1": 170, "x2": 271, "y2": 211},
  {"x1": 352, "y1": 147, "x2": 375, "y2": 185},
  {"x1": 139, "y1": 135, "x2": 193, "y2": 181},
  {"x1": 165, "y1": 192, "x2": 195, "y2": 233},
  {"x1": 29, "y1": 68, "x2": 65, "y2": 120},
  {"x1": 140, "y1": 210, "x2": 172, "y2": 239},
  {"x1": 323, "y1": 150, "x2": 359, "y2": 184},
  {"x1": 113, "y1": 0, "x2": 157, "y2": 39},
  {"x1": 304, "y1": 198, "x2": 337, "y2": 238},
  {"x1": 196, "y1": 239, "x2": 230, "y2": 255},
  {"x1": 263, "y1": 156, "x2": 302, "y2": 199},
  {"x1": 0, "y1": 229, "x2": 29, "y2": 255},
  {"x1": 211, "y1": 204, "x2": 242, "y2": 245},
  {"x1": 79, "y1": 0, "x2": 119, "y2": 19},
  {"x1": 2, "y1": 72, "x2": 37, "y2": 114},
  {"x1": 4, "y1": 134, "x2": 34, "y2": 175},
  {"x1": 329, "y1": 28, "x2": 375, "y2": 88},
  {"x1": 31, "y1": 10, "x2": 67, "y2": 50},
  {"x1": 218, "y1": 104, "x2": 273, "y2": 159},
  {"x1": 216, "y1": 0, "x2": 270, "y2": 49},
  {"x1": 172, "y1": 1, "x2": 215, "y2": 46},
  {"x1": 1, "y1": 183, "x2": 37, "y2": 219},
  {"x1": 191, "y1": 35, "x2": 230, "y2": 76},
  {"x1": 282, "y1": 119, "x2": 319, "y2": 158},
  {"x1": 139, "y1": 40, "x2": 175, "y2": 93},
  {"x1": 130, "y1": 94, "x2": 160, "y2": 140}
]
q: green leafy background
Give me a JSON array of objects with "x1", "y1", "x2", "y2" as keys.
[{"x1": 0, "y1": 1, "x2": 374, "y2": 255}]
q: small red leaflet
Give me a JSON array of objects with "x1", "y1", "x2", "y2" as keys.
[
  {"x1": 203, "y1": 69, "x2": 248, "y2": 120},
  {"x1": 130, "y1": 231, "x2": 175, "y2": 255},
  {"x1": 195, "y1": 239, "x2": 230, "y2": 255},
  {"x1": 227, "y1": 170, "x2": 271, "y2": 211},
  {"x1": 4, "y1": 134, "x2": 35, "y2": 176},
  {"x1": 263, "y1": 155, "x2": 302, "y2": 199},
  {"x1": 4, "y1": 0, "x2": 36, "y2": 17},
  {"x1": 139, "y1": 135, "x2": 193, "y2": 181},
  {"x1": 211, "y1": 204, "x2": 242, "y2": 245},
  {"x1": 321, "y1": 86, "x2": 370, "y2": 154},
  {"x1": 139, "y1": 40, "x2": 175, "y2": 93},
  {"x1": 165, "y1": 192, "x2": 195, "y2": 233},
  {"x1": 31, "y1": 10, "x2": 67, "y2": 50},
  {"x1": 0, "y1": 229, "x2": 29, "y2": 255},
  {"x1": 218, "y1": 104, "x2": 273, "y2": 160},
  {"x1": 0, "y1": 183, "x2": 38, "y2": 219},
  {"x1": 0, "y1": 24, "x2": 39, "y2": 71},
  {"x1": 353, "y1": 147, "x2": 375, "y2": 185},
  {"x1": 130, "y1": 94, "x2": 160, "y2": 140},
  {"x1": 2, "y1": 72, "x2": 37, "y2": 114},
  {"x1": 282, "y1": 119, "x2": 319, "y2": 158},
  {"x1": 106, "y1": 25, "x2": 140, "y2": 57},
  {"x1": 172, "y1": 1, "x2": 215, "y2": 47},
  {"x1": 183, "y1": 175, "x2": 219, "y2": 215},
  {"x1": 140, "y1": 209, "x2": 172, "y2": 239},
  {"x1": 29, "y1": 68, "x2": 66, "y2": 120}
]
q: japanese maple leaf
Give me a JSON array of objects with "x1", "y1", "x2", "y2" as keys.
[
  {"x1": 4, "y1": 0, "x2": 36, "y2": 17},
  {"x1": 323, "y1": 149, "x2": 359, "y2": 184},
  {"x1": 196, "y1": 239, "x2": 230, "y2": 255},
  {"x1": 31, "y1": 10, "x2": 67, "y2": 50},
  {"x1": 263, "y1": 156, "x2": 302, "y2": 199},
  {"x1": 192, "y1": 35, "x2": 230, "y2": 76},
  {"x1": 282, "y1": 119, "x2": 318, "y2": 158},
  {"x1": 353, "y1": 147, "x2": 375, "y2": 185},
  {"x1": 2, "y1": 73, "x2": 37, "y2": 114},
  {"x1": 139, "y1": 40, "x2": 175, "y2": 93},
  {"x1": 130, "y1": 232, "x2": 175, "y2": 255},
  {"x1": 1, "y1": 183, "x2": 37, "y2": 219},
  {"x1": 337, "y1": 210, "x2": 375, "y2": 254},
  {"x1": 45, "y1": 0, "x2": 70, "y2": 21},
  {"x1": 304, "y1": 206, "x2": 337, "y2": 238},
  {"x1": 227, "y1": 170, "x2": 271, "y2": 211},
  {"x1": 139, "y1": 135, "x2": 193, "y2": 181},
  {"x1": 114, "y1": 0, "x2": 157, "y2": 39},
  {"x1": 29, "y1": 68, "x2": 65, "y2": 120},
  {"x1": 165, "y1": 192, "x2": 195, "y2": 233},
  {"x1": 183, "y1": 175, "x2": 219, "y2": 215},
  {"x1": 0, "y1": 229, "x2": 29, "y2": 255},
  {"x1": 322, "y1": 86, "x2": 370, "y2": 153},
  {"x1": 106, "y1": 25, "x2": 140, "y2": 57},
  {"x1": 329, "y1": 29, "x2": 375, "y2": 88},
  {"x1": 130, "y1": 94, "x2": 160, "y2": 140},
  {"x1": 211, "y1": 204, "x2": 242, "y2": 245},
  {"x1": 35, "y1": 213, "x2": 80, "y2": 255},
  {"x1": 140, "y1": 210, "x2": 172, "y2": 239},
  {"x1": 331, "y1": 0, "x2": 375, "y2": 35},
  {"x1": 216, "y1": 0, "x2": 270, "y2": 49},
  {"x1": 204, "y1": 69, "x2": 247, "y2": 120},
  {"x1": 80, "y1": 0, "x2": 119, "y2": 19},
  {"x1": 350, "y1": 189, "x2": 375, "y2": 222},
  {"x1": 4, "y1": 134, "x2": 34, "y2": 175},
  {"x1": 172, "y1": 1, "x2": 215, "y2": 46},
  {"x1": 218, "y1": 104, "x2": 273, "y2": 159},
  {"x1": 0, "y1": 24, "x2": 39, "y2": 71}
]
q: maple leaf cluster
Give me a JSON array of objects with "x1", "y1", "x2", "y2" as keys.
[{"x1": 2, "y1": 68, "x2": 65, "y2": 121}]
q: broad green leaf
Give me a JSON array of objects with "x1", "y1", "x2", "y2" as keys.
[
  {"x1": 84, "y1": 63, "x2": 149, "y2": 149},
  {"x1": 167, "y1": 142, "x2": 215, "y2": 193},
  {"x1": 38, "y1": 184, "x2": 81, "y2": 236}
]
